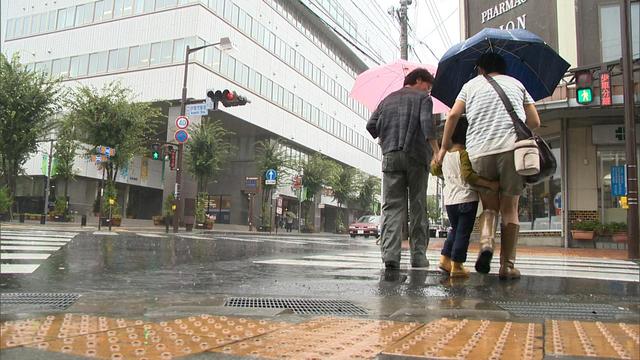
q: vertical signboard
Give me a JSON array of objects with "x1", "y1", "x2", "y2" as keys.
[
  {"x1": 611, "y1": 165, "x2": 627, "y2": 197},
  {"x1": 600, "y1": 71, "x2": 612, "y2": 106}
]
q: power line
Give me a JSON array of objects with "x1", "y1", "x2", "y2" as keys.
[
  {"x1": 419, "y1": 8, "x2": 458, "y2": 42},
  {"x1": 427, "y1": 0, "x2": 453, "y2": 46},
  {"x1": 423, "y1": 0, "x2": 451, "y2": 48}
]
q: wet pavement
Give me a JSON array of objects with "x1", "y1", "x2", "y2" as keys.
[{"x1": 1, "y1": 227, "x2": 639, "y2": 359}]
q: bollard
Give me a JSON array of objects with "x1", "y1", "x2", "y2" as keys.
[
  {"x1": 81, "y1": 215, "x2": 87, "y2": 227},
  {"x1": 40, "y1": 214, "x2": 46, "y2": 224},
  {"x1": 19, "y1": 213, "x2": 25, "y2": 223}
]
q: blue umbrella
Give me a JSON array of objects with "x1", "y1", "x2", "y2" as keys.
[{"x1": 432, "y1": 28, "x2": 571, "y2": 107}]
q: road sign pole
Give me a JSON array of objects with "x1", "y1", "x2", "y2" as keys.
[{"x1": 173, "y1": 46, "x2": 191, "y2": 233}]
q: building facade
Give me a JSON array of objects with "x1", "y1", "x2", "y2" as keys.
[
  {"x1": 460, "y1": 0, "x2": 640, "y2": 246},
  {"x1": 2, "y1": 0, "x2": 402, "y2": 230}
]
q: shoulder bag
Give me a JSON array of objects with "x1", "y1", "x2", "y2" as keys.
[{"x1": 483, "y1": 75, "x2": 557, "y2": 184}]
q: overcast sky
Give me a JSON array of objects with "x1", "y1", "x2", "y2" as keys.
[{"x1": 378, "y1": 0, "x2": 461, "y2": 64}]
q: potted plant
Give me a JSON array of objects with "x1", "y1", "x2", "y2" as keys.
[
  {"x1": 610, "y1": 222, "x2": 628, "y2": 242},
  {"x1": 152, "y1": 215, "x2": 164, "y2": 226},
  {"x1": 195, "y1": 193, "x2": 208, "y2": 230},
  {"x1": 571, "y1": 220, "x2": 600, "y2": 241},
  {"x1": 51, "y1": 199, "x2": 68, "y2": 222}
]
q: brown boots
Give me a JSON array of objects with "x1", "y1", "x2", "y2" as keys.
[
  {"x1": 475, "y1": 210, "x2": 498, "y2": 274},
  {"x1": 499, "y1": 223, "x2": 521, "y2": 280}
]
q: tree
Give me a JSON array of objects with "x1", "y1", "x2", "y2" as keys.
[
  {"x1": 300, "y1": 154, "x2": 339, "y2": 229},
  {"x1": 53, "y1": 117, "x2": 79, "y2": 201},
  {"x1": 328, "y1": 166, "x2": 358, "y2": 232},
  {"x1": 185, "y1": 119, "x2": 234, "y2": 193},
  {"x1": 255, "y1": 139, "x2": 290, "y2": 227},
  {"x1": 426, "y1": 195, "x2": 441, "y2": 225},
  {"x1": 0, "y1": 54, "x2": 62, "y2": 199},
  {"x1": 65, "y1": 82, "x2": 162, "y2": 185},
  {"x1": 357, "y1": 174, "x2": 381, "y2": 214}
]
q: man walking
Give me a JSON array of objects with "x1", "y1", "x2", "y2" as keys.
[{"x1": 366, "y1": 68, "x2": 439, "y2": 269}]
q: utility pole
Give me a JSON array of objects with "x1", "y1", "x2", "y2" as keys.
[
  {"x1": 42, "y1": 139, "x2": 54, "y2": 224},
  {"x1": 399, "y1": 0, "x2": 412, "y2": 60},
  {"x1": 620, "y1": 0, "x2": 638, "y2": 259}
]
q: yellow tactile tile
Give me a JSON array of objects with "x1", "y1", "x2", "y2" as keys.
[
  {"x1": 209, "y1": 316, "x2": 421, "y2": 359},
  {"x1": 1, "y1": 314, "x2": 143, "y2": 349},
  {"x1": 545, "y1": 320, "x2": 640, "y2": 359},
  {"x1": 381, "y1": 318, "x2": 543, "y2": 360}
]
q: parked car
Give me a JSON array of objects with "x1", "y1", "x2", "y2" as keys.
[{"x1": 349, "y1": 215, "x2": 380, "y2": 238}]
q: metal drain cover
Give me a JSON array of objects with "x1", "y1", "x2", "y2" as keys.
[
  {"x1": 1, "y1": 293, "x2": 80, "y2": 310},
  {"x1": 224, "y1": 297, "x2": 368, "y2": 315},
  {"x1": 495, "y1": 301, "x2": 633, "y2": 320}
]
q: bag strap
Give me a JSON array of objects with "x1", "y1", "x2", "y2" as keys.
[{"x1": 483, "y1": 74, "x2": 521, "y2": 127}]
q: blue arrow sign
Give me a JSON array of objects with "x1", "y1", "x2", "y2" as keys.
[{"x1": 265, "y1": 169, "x2": 277, "y2": 185}]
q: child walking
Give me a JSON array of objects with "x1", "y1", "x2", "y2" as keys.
[{"x1": 431, "y1": 118, "x2": 499, "y2": 278}]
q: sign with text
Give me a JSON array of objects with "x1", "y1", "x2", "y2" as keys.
[
  {"x1": 186, "y1": 103, "x2": 208, "y2": 117},
  {"x1": 245, "y1": 176, "x2": 258, "y2": 191},
  {"x1": 611, "y1": 166, "x2": 627, "y2": 197},
  {"x1": 175, "y1": 115, "x2": 190, "y2": 129},
  {"x1": 265, "y1": 169, "x2": 277, "y2": 185},
  {"x1": 592, "y1": 124, "x2": 640, "y2": 145},
  {"x1": 600, "y1": 71, "x2": 612, "y2": 106}
]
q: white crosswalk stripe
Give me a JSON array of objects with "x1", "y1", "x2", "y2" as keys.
[
  {"x1": 0, "y1": 229, "x2": 78, "y2": 274},
  {"x1": 254, "y1": 251, "x2": 640, "y2": 283}
]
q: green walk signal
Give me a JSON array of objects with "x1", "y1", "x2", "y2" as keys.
[
  {"x1": 152, "y1": 151, "x2": 160, "y2": 160},
  {"x1": 151, "y1": 143, "x2": 161, "y2": 160},
  {"x1": 577, "y1": 87, "x2": 593, "y2": 105}
]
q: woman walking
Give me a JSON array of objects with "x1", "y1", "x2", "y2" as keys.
[{"x1": 437, "y1": 53, "x2": 541, "y2": 280}]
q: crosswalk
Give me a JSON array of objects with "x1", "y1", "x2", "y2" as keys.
[
  {"x1": 0, "y1": 229, "x2": 78, "y2": 274},
  {"x1": 254, "y1": 250, "x2": 640, "y2": 283}
]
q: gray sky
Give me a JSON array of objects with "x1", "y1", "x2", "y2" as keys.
[{"x1": 378, "y1": 0, "x2": 461, "y2": 64}]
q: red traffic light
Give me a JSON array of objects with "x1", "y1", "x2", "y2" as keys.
[{"x1": 223, "y1": 90, "x2": 236, "y2": 101}]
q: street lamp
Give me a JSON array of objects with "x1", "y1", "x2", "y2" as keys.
[{"x1": 173, "y1": 37, "x2": 233, "y2": 233}]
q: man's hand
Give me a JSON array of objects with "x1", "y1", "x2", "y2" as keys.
[
  {"x1": 435, "y1": 148, "x2": 446, "y2": 165},
  {"x1": 488, "y1": 181, "x2": 500, "y2": 193}
]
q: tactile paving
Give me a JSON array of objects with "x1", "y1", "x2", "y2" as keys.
[
  {"x1": 545, "y1": 320, "x2": 639, "y2": 359},
  {"x1": 209, "y1": 316, "x2": 420, "y2": 359},
  {"x1": 381, "y1": 318, "x2": 543, "y2": 360},
  {"x1": 1, "y1": 314, "x2": 143, "y2": 349}
]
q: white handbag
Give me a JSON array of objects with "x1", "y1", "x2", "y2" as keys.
[{"x1": 513, "y1": 139, "x2": 540, "y2": 176}]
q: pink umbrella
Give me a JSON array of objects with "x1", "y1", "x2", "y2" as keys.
[{"x1": 350, "y1": 59, "x2": 449, "y2": 114}]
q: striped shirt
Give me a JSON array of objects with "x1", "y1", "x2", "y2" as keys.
[{"x1": 457, "y1": 75, "x2": 534, "y2": 159}]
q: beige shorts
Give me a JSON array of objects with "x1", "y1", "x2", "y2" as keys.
[{"x1": 471, "y1": 151, "x2": 525, "y2": 196}]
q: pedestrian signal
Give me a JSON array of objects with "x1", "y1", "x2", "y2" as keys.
[
  {"x1": 575, "y1": 70, "x2": 593, "y2": 105},
  {"x1": 151, "y1": 143, "x2": 160, "y2": 160}
]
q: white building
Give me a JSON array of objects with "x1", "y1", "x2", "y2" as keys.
[{"x1": 2, "y1": 0, "x2": 408, "y2": 229}]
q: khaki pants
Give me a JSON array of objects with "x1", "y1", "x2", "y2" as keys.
[{"x1": 380, "y1": 151, "x2": 430, "y2": 263}]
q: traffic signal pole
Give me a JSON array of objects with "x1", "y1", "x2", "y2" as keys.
[
  {"x1": 173, "y1": 47, "x2": 190, "y2": 233},
  {"x1": 620, "y1": 0, "x2": 638, "y2": 259}
]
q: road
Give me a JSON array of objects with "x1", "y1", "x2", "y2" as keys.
[{"x1": 1, "y1": 227, "x2": 638, "y2": 359}]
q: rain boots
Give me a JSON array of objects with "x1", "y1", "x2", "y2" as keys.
[
  {"x1": 450, "y1": 261, "x2": 470, "y2": 278},
  {"x1": 475, "y1": 210, "x2": 498, "y2": 274},
  {"x1": 439, "y1": 255, "x2": 452, "y2": 273},
  {"x1": 499, "y1": 223, "x2": 521, "y2": 280}
]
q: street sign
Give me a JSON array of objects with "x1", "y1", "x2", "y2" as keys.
[
  {"x1": 600, "y1": 71, "x2": 612, "y2": 106},
  {"x1": 174, "y1": 129, "x2": 189, "y2": 143},
  {"x1": 611, "y1": 165, "x2": 627, "y2": 197},
  {"x1": 265, "y1": 169, "x2": 277, "y2": 185},
  {"x1": 554, "y1": 192, "x2": 562, "y2": 210},
  {"x1": 186, "y1": 103, "x2": 208, "y2": 116},
  {"x1": 245, "y1": 176, "x2": 258, "y2": 191},
  {"x1": 175, "y1": 115, "x2": 190, "y2": 129},
  {"x1": 276, "y1": 207, "x2": 282, "y2": 215},
  {"x1": 277, "y1": 198, "x2": 283, "y2": 207}
]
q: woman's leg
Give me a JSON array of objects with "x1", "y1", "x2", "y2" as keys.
[
  {"x1": 475, "y1": 192, "x2": 499, "y2": 274},
  {"x1": 499, "y1": 195, "x2": 521, "y2": 279}
]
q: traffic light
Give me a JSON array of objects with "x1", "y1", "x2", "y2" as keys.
[
  {"x1": 206, "y1": 89, "x2": 250, "y2": 108},
  {"x1": 575, "y1": 70, "x2": 593, "y2": 105},
  {"x1": 151, "y1": 143, "x2": 160, "y2": 160},
  {"x1": 168, "y1": 146, "x2": 176, "y2": 170}
]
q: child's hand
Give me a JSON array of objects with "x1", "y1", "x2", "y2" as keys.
[{"x1": 488, "y1": 181, "x2": 500, "y2": 193}]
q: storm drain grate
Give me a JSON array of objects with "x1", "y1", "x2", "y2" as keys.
[
  {"x1": 0, "y1": 293, "x2": 80, "y2": 310},
  {"x1": 224, "y1": 297, "x2": 368, "y2": 316},
  {"x1": 495, "y1": 301, "x2": 634, "y2": 320}
]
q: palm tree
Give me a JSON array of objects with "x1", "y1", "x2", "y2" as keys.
[
  {"x1": 255, "y1": 139, "x2": 290, "y2": 228},
  {"x1": 329, "y1": 166, "x2": 358, "y2": 232},
  {"x1": 186, "y1": 119, "x2": 234, "y2": 193}
]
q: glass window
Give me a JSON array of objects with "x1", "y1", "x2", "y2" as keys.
[
  {"x1": 311, "y1": 107, "x2": 319, "y2": 126},
  {"x1": 138, "y1": 44, "x2": 151, "y2": 66},
  {"x1": 173, "y1": 38, "x2": 185, "y2": 62},
  {"x1": 22, "y1": 15, "x2": 31, "y2": 35},
  {"x1": 144, "y1": 0, "x2": 155, "y2": 12},
  {"x1": 149, "y1": 42, "x2": 161, "y2": 65},
  {"x1": 52, "y1": 58, "x2": 70, "y2": 77},
  {"x1": 236, "y1": 63, "x2": 249, "y2": 86},
  {"x1": 88, "y1": 52, "x2": 108, "y2": 74},
  {"x1": 128, "y1": 46, "x2": 140, "y2": 67},
  {"x1": 293, "y1": 96, "x2": 302, "y2": 115},
  {"x1": 114, "y1": 0, "x2": 124, "y2": 17},
  {"x1": 242, "y1": 14, "x2": 252, "y2": 34},
  {"x1": 160, "y1": 40, "x2": 173, "y2": 63},
  {"x1": 69, "y1": 55, "x2": 86, "y2": 77},
  {"x1": 249, "y1": 71, "x2": 262, "y2": 92},
  {"x1": 600, "y1": 3, "x2": 640, "y2": 62},
  {"x1": 123, "y1": 0, "x2": 134, "y2": 15},
  {"x1": 39, "y1": 13, "x2": 48, "y2": 32},
  {"x1": 6, "y1": 19, "x2": 15, "y2": 39},
  {"x1": 223, "y1": 55, "x2": 236, "y2": 78},
  {"x1": 231, "y1": 4, "x2": 240, "y2": 25},
  {"x1": 238, "y1": 9, "x2": 246, "y2": 32},
  {"x1": 56, "y1": 10, "x2": 67, "y2": 30},
  {"x1": 31, "y1": 14, "x2": 41, "y2": 34},
  {"x1": 118, "y1": 47, "x2": 129, "y2": 69},
  {"x1": 103, "y1": 0, "x2": 114, "y2": 19},
  {"x1": 284, "y1": 91, "x2": 293, "y2": 111},
  {"x1": 94, "y1": 1, "x2": 105, "y2": 21},
  {"x1": 65, "y1": 7, "x2": 75, "y2": 28},
  {"x1": 210, "y1": 47, "x2": 221, "y2": 71},
  {"x1": 35, "y1": 61, "x2": 51, "y2": 74},
  {"x1": 134, "y1": 0, "x2": 145, "y2": 13},
  {"x1": 261, "y1": 78, "x2": 272, "y2": 99},
  {"x1": 271, "y1": 84, "x2": 281, "y2": 103},
  {"x1": 302, "y1": 101, "x2": 311, "y2": 121},
  {"x1": 223, "y1": 0, "x2": 233, "y2": 21},
  {"x1": 251, "y1": 21, "x2": 260, "y2": 41}
]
